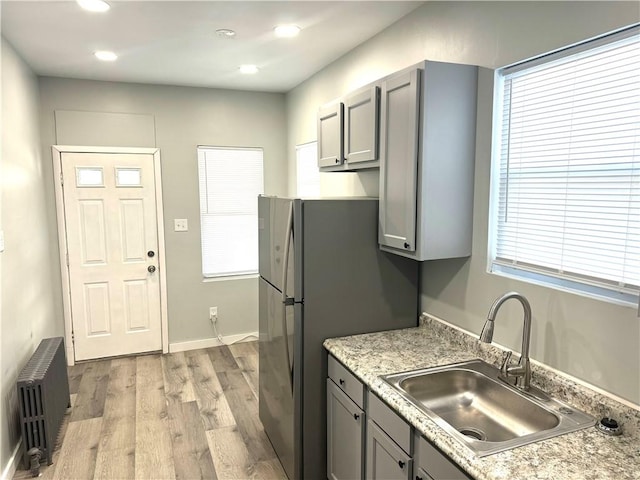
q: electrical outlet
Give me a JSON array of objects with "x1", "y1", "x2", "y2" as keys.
[
  {"x1": 209, "y1": 307, "x2": 218, "y2": 323},
  {"x1": 174, "y1": 218, "x2": 188, "y2": 232}
]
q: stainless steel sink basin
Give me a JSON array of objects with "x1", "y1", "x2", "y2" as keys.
[{"x1": 381, "y1": 359, "x2": 595, "y2": 456}]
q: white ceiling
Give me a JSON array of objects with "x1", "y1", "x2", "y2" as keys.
[{"x1": 1, "y1": 1, "x2": 424, "y2": 92}]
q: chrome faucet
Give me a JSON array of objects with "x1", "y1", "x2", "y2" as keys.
[{"x1": 480, "y1": 292, "x2": 532, "y2": 390}]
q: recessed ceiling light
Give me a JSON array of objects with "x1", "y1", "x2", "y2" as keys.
[
  {"x1": 239, "y1": 65, "x2": 259, "y2": 75},
  {"x1": 77, "y1": 0, "x2": 110, "y2": 13},
  {"x1": 95, "y1": 50, "x2": 118, "y2": 62},
  {"x1": 216, "y1": 28, "x2": 236, "y2": 38},
  {"x1": 274, "y1": 25, "x2": 301, "y2": 38}
]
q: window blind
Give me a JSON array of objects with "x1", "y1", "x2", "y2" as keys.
[
  {"x1": 198, "y1": 146, "x2": 264, "y2": 277},
  {"x1": 296, "y1": 141, "x2": 320, "y2": 197},
  {"x1": 491, "y1": 27, "x2": 639, "y2": 300}
]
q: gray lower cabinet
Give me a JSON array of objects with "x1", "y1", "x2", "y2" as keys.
[
  {"x1": 366, "y1": 420, "x2": 412, "y2": 480},
  {"x1": 366, "y1": 392, "x2": 413, "y2": 480},
  {"x1": 414, "y1": 433, "x2": 471, "y2": 480},
  {"x1": 414, "y1": 466, "x2": 434, "y2": 480},
  {"x1": 327, "y1": 379, "x2": 365, "y2": 480},
  {"x1": 326, "y1": 355, "x2": 471, "y2": 480}
]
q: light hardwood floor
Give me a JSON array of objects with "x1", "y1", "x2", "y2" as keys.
[{"x1": 13, "y1": 341, "x2": 287, "y2": 480}]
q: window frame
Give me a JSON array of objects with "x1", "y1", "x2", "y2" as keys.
[
  {"x1": 487, "y1": 24, "x2": 640, "y2": 307},
  {"x1": 197, "y1": 145, "x2": 264, "y2": 279},
  {"x1": 296, "y1": 141, "x2": 320, "y2": 197}
]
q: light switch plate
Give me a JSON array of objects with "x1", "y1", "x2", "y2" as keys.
[{"x1": 174, "y1": 219, "x2": 188, "y2": 232}]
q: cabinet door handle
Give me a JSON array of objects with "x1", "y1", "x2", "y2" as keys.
[
  {"x1": 353, "y1": 413, "x2": 360, "y2": 420},
  {"x1": 404, "y1": 242, "x2": 410, "y2": 249},
  {"x1": 339, "y1": 378, "x2": 345, "y2": 386},
  {"x1": 415, "y1": 476, "x2": 423, "y2": 480},
  {"x1": 398, "y1": 460, "x2": 405, "y2": 469}
]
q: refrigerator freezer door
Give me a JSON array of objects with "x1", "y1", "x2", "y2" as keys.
[
  {"x1": 258, "y1": 196, "x2": 295, "y2": 299},
  {"x1": 259, "y1": 277, "x2": 295, "y2": 479}
]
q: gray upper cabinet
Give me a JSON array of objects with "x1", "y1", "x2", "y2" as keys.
[
  {"x1": 379, "y1": 61, "x2": 478, "y2": 261},
  {"x1": 344, "y1": 85, "x2": 380, "y2": 165},
  {"x1": 318, "y1": 101, "x2": 344, "y2": 168},
  {"x1": 378, "y1": 69, "x2": 421, "y2": 252},
  {"x1": 318, "y1": 85, "x2": 380, "y2": 171}
]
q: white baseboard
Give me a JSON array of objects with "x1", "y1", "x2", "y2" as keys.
[
  {"x1": 1, "y1": 439, "x2": 22, "y2": 480},
  {"x1": 169, "y1": 331, "x2": 258, "y2": 353}
]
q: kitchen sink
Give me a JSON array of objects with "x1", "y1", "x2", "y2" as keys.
[{"x1": 381, "y1": 359, "x2": 595, "y2": 456}]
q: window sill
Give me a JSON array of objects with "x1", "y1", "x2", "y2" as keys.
[
  {"x1": 203, "y1": 274, "x2": 259, "y2": 283},
  {"x1": 489, "y1": 264, "x2": 639, "y2": 309}
]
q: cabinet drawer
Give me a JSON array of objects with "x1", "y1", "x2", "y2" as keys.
[
  {"x1": 328, "y1": 355, "x2": 364, "y2": 408},
  {"x1": 368, "y1": 392, "x2": 411, "y2": 454},
  {"x1": 414, "y1": 435, "x2": 470, "y2": 480}
]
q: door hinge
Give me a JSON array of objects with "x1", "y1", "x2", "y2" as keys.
[
  {"x1": 60, "y1": 171, "x2": 64, "y2": 186},
  {"x1": 66, "y1": 253, "x2": 69, "y2": 266}
]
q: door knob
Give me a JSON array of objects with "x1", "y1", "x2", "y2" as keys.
[
  {"x1": 147, "y1": 250, "x2": 155, "y2": 258},
  {"x1": 148, "y1": 265, "x2": 156, "y2": 273}
]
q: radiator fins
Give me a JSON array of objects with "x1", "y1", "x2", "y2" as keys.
[{"x1": 17, "y1": 337, "x2": 71, "y2": 468}]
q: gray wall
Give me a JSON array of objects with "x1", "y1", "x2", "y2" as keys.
[
  {"x1": 286, "y1": 2, "x2": 640, "y2": 405},
  {"x1": 1, "y1": 38, "x2": 61, "y2": 472},
  {"x1": 38, "y1": 78, "x2": 287, "y2": 346}
]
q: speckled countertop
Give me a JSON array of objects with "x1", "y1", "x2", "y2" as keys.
[{"x1": 323, "y1": 315, "x2": 640, "y2": 480}]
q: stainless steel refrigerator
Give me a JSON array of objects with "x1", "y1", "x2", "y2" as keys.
[{"x1": 258, "y1": 196, "x2": 418, "y2": 479}]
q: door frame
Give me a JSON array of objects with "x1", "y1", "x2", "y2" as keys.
[{"x1": 52, "y1": 145, "x2": 169, "y2": 365}]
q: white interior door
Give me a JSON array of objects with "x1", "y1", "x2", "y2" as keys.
[{"x1": 61, "y1": 152, "x2": 162, "y2": 361}]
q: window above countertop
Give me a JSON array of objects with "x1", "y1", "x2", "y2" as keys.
[{"x1": 488, "y1": 25, "x2": 640, "y2": 307}]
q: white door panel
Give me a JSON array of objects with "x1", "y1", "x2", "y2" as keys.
[
  {"x1": 120, "y1": 199, "x2": 146, "y2": 262},
  {"x1": 124, "y1": 279, "x2": 151, "y2": 331},
  {"x1": 78, "y1": 200, "x2": 107, "y2": 264},
  {"x1": 62, "y1": 152, "x2": 162, "y2": 361},
  {"x1": 84, "y1": 282, "x2": 111, "y2": 335}
]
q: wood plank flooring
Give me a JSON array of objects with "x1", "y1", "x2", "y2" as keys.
[{"x1": 13, "y1": 341, "x2": 287, "y2": 480}]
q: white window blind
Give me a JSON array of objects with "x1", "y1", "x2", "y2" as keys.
[
  {"x1": 198, "y1": 146, "x2": 264, "y2": 278},
  {"x1": 296, "y1": 141, "x2": 320, "y2": 197},
  {"x1": 490, "y1": 27, "x2": 640, "y2": 304}
]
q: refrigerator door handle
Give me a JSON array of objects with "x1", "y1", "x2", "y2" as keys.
[{"x1": 280, "y1": 202, "x2": 295, "y2": 396}]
